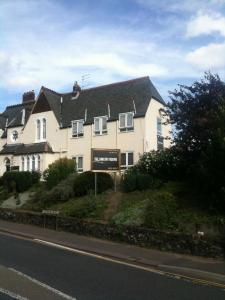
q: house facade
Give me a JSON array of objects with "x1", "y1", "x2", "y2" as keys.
[{"x1": 0, "y1": 76, "x2": 171, "y2": 175}]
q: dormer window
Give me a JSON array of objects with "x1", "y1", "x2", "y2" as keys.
[
  {"x1": 119, "y1": 112, "x2": 134, "y2": 132},
  {"x1": 72, "y1": 120, "x2": 84, "y2": 138},
  {"x1": 94, "y1": 116, "x2": 107, "y2": 135}
]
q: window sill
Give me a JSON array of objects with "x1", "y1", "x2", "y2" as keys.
[
  {"x1": 71, "y1": 135, "x2": 84, "y2": 139},
  {"x1": 118, "y1": 129, "x2": 134, "y2": 133},
  {"x1": 120, "y1": 165, "x2": 134, "y2": 169},
  {"x1": 35, "y1": 139, "x2": 47, "y2": 143},
  {"x1": 94, "y1": 133, "x2": 108, "y2": 137}
]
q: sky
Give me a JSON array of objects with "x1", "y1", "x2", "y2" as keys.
[{"x1": 0, "y1": 0, "x2": 225, "y2": 111}]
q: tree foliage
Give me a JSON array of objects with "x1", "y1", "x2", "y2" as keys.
[
  {"x1": 168, "y1": 72, "x2": 225, "y2": 155},
  {"x1": 167, "y1": 72, "x2": 225, "y2": 211},
  {"x1": 43, "y1": 157, "x2": 76, "y2": 189}
]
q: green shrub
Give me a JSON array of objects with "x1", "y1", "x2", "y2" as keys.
[
  {"x1": 143, "y1": 191, "x2": 179, "y2": 230},
  {"x1": 73, "y1": 171, "x2": 113, "y2": 197},
  {"x1": 2, "y1": 171, "x2": 40, "y2": 193},
  {"x1": 30, "y1": 173, "x2": 77, "y2": 207},
  {"x1": 0, "y1": 187, "x2": 8, "y2": 202},
  {"x1": 43, "y1": 158, "x2": 76, "y2": 189},
  {"x1": 31, "y1": 171, "x2": 41, "y2": 184},
  {"x1": 121, "y1": 171, "x2": 157, "y2": 192},
  {"x1": 68, "y1": 197, "x2": 97, "y2": 218}
]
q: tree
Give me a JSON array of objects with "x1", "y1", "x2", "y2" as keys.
[
  {"x1": 167, "y1": 72, "x2": 225, "y2": 156},
  {"x1": 167, "y1": 72, "x2": 225, "y2": 210},
  {"x1": 43, "y1": 157, "x2": 76, "y2": 189}
]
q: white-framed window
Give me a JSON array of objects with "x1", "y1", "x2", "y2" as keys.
[
  {"x1": 43, "y1": 118, "x2": 46, "y2": 139},
  {"x1": 37, "y1": 119, "x2": 41, "y2": 140},
  {"x1": 157, "y1": 117, "x2": 164, "y2": 150},
  {"x1": 121, "y1": 152, "x2": 134, "y2": 169},
  {"x1": 157, "y1": 117, "x2": 162, "y2": 136},
  {"x1": 72, "y1": 119, "x2": 84, "y2": 138},
  {"x1": 36, "y1": 118, "x2": 46, "y2": 141},
  {"x1": 73, "y1": 155, "x2": 83, "y2": 172},
  {"x1": 32, "y1": 155, "x2": 35, "y2": 171},
  {"x1": 21, "y1": 156, "x2": 25, "y2": 171},
  {"x1": 94, "y1": 116, "x2": 108, "y2": 135},
  {"x1": 119, "y1": 112, "x2": 134, "y2": 132},
  {"x1": 27, "y1": 156, "x2": 30, "y2": 171},
  {"x1": 37, "y1": 155, "x2": 41, "y2": 171},
  {"x1": 5, "y1": 158, "x2": 11, "y2": 172}
]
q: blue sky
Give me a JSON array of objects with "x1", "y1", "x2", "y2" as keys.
[{"x1": 1, "y1": 0, "x2": 225, "y2": 110}]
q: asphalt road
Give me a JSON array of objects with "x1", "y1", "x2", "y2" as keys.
[{"x1": 0, "y1": 233, "x2": 224, "y2": 300}]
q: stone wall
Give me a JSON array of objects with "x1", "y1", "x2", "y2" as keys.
[{"x1": 0, "y1": 208, "x2": 224, "y2": 258}]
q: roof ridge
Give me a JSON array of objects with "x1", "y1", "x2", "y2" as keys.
[
  {"x1": 61, "y1": 76, "x2": 149, "y2": 95},
  {"x1": 83, "y1": 76, "x2": 149, "y2": 91},
  {"x1": 6, "y1": 103, "x2": 24, "y2": 109},
  {"x1": 41, "y1": 86, "x2": 61, "y2": 96},
  {"x1": 5, "y1": 100, "x2": 35, "y2": 110}
]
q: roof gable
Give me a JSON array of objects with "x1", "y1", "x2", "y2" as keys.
[{"x1": 32, "y1": 92, "x2": 51, "y2": 114}]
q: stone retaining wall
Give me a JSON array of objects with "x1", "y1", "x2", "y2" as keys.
[{"x1": 0, "y1": 208, "x2": 224, "y2": 258}]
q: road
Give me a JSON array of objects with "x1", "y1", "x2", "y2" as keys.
[{"x1": 0, "y1": 232, "x2": 224, "y2": 300}]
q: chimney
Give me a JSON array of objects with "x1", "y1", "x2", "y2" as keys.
[
  {"x1": 22, "y1": 90, "x2": 35, "y2": 103},
  {"x1": 71, "y1": 81, "x2": 81, "y2": 100}
]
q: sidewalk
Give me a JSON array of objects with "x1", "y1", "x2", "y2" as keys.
[{"x1": 0, "y1": 220, "x2": 224, "y2": 286}]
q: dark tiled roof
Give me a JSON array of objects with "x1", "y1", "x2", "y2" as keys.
[
  {"x1": 0, "y1": 115, "x2": 7, "y2": 130},
  {"x1": 0, "y1": 142, "x2": 54, "y2": 155},
  {"x1": 39, "y1": 76, "x2": 165, "y2": 128},
  {"x1": 1, "y1": 100, "x2": 35, "y2": 129}
]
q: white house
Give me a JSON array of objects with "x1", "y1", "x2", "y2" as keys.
[{"x1": 0, "y1": 76, "x2": 171, "y2": 175}]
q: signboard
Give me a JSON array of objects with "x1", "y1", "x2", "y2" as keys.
[
  {"x1": 42, "y1": 210, "x2": 59, "y2": 215},
  {"x1": 91, "y1": 149, "x2": 120, "y2": 171}
]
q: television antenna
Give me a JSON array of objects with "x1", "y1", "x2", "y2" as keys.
[{"x1": 81, "y1": 74, "x2": 91, "y2": 89}]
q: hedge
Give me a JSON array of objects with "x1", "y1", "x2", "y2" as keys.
[{"x1": 2, "y1": 171, "x2": 40, "y2": 193}]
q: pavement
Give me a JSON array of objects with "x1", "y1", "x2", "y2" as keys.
[
  {"x1": 1, "y1": 192, "x2": 31, "y2": 209},
  {"x1": 0, "y1": 219, "x2": 225, "y2": 288}
]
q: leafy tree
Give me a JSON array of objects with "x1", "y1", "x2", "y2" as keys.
[
  {"x1": 43, "y1": 157, "x2": 76, "y2": 189},
  {"x1": 167, "y1": 72, "x2": 225, "y2": 156},
  {"x1": 167, "y1": 72, "x2": 225, "y2": 210}
]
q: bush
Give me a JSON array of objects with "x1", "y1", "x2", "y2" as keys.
[
  {"x1": 73, "y1": 171, "x2": 113, "y2": 197},
  {"x1": 143, "y1": 191, "x2": 179, "y2": 230},
  {"x1": 137, "y1": 148, "x2": 183, "y2": 181},
  {"x1": 31, "y1": 173, "x2": 77, "y2": 207},
  {"x1": 121, "y1": 170, "x2": 157, "y2": 193},
  {"x1": 43, "y1": 158, "x2": 76, "y2": 189},
  {"x1": 2, "y1": 171, "x2": 40, "y2": 193}
]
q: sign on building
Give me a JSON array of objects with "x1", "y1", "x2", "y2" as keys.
[{"x1": 91, "y1": 149, "x2": 120, "y2": 171}]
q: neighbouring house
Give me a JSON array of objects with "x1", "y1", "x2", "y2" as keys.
[{"x1": 0, "y1": 76, "x2": 171, "y2": 175}]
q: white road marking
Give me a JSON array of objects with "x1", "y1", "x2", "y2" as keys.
[
  {"x1": 0, "y1": 287, "x2": 28, "y2": 300},
  {"x1": 8, "y1": 268, "x2": 77, "y2": 300},
  {"x1": 34, "y1": 238, "x2": 164, "y2": 275}
]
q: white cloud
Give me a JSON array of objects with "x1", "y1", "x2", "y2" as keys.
[
  {"x1": 0, "y1": 0, "x2": 170, "y2": 93},
  {"x1": 186, "y1": 12, "x2": 225, "y2": 37},
  {"x1": 186, "y1": 43, "x2": 225, "y2": 69}
]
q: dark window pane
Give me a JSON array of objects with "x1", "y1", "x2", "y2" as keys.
[
  {"x1": 128, "y1": 152, "x2": 133, "y2": 165},
  {"x1": 121, "y1": 153, "x2": 126, "y2": 165},
  {"x1": 157, "y1": 136, "x2": 164, "y2": 150}
]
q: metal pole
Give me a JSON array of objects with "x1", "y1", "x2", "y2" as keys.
[
  {"x1": 114, "y1": 172, "x2": 117, "y2": 192},
  {"x1": 95, "y1": 172, "x2": 97, "y2": 197}
]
